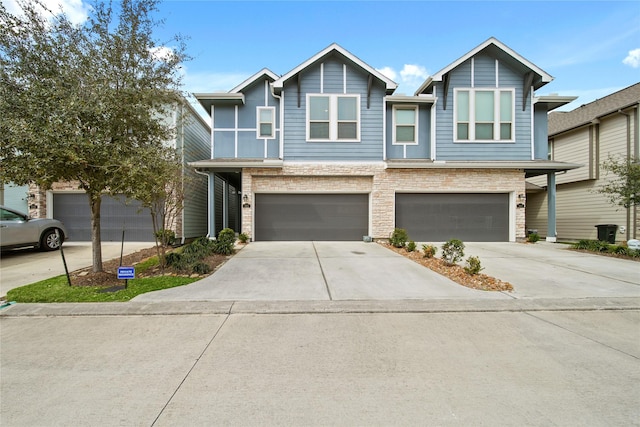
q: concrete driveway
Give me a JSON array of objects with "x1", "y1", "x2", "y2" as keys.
[
  {"x1": 0, "y1": 241, "x2": 153, "y2": 296},
  {"x1": 134, "y1": 241, "x2": 639, "y2": 302}
]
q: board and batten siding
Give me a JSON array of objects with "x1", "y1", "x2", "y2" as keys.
[
  {"x1": 282, "y1": 56, "x2": 385, "y2": 161},
  {"x1": 434, "y1": 53, "x2": 532, "y2": 161},
  {"x1": 212, "y1": 78, "x2": 280, "y2": 159}
]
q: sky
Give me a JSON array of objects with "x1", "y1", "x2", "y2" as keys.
[{"x1": 3, "y1": 0, "x2": 640, "y2": 116}]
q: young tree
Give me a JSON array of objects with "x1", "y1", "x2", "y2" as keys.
[
  {"x1": 0, "y1": 0, "x2": 188, "y2": 272},
  {"x1": 597, "y1": 155, "x2": 640, "y2": 209}
]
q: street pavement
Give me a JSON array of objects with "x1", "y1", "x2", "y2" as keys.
[{"x1": 1, "y1": 241, "x2": 639, "y2": 425}]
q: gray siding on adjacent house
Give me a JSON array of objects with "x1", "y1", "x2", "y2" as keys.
[
  {"x1": 434, "y1": 53, "x2": 532, "y2": 161},
  {"x1": 282, "y1": 56, "x2": 385, "y2": 161},
  {"x1": 385, "y1": 104, "x2": 432, "y2": 159},
  {"x1": 212, "y1": 78, "x2": 280, "y2": 159},
  {"x1": 179, "y1": 106, "x2": 210, "y2": 239}
]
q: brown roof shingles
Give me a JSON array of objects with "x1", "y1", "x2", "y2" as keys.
[{"x1": 548, "y1": 82, "x2": 640, "y2": 136}]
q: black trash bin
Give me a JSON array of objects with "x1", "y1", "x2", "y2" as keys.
[{"x1": 595, "y1": 224, "x2": 618, "y2": 244}]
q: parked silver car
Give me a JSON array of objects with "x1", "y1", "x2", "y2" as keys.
[{"x1": 0, "y1": 205, "x2": 67, "y2": 251}]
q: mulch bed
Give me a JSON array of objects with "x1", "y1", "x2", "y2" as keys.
[
  {"x1": 69, "y1": 246, "x2": 231, "y2": 288},
  {"x1": 381, "y1": 243, "x2": 514, "y2": 292}
]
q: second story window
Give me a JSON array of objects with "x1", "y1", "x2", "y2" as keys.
[
  {"x1": 307, "y1": 94, "x2": 360, "y2": 142},
  {"x1": 393, "y1": 105, "x2": 418, "y2": 144},
  {"x1": 455, "y1": 89, "x2": 514, "y2": 142},
  {"x1": 257, "y1": 107, "x2": 275, "y2": 139}
]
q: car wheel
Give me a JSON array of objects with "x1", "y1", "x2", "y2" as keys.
[{"x1": 40, "y1": 229, "x2": 63, "y2": 251}]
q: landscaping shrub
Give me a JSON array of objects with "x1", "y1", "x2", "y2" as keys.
[
  {"x1": 164, "y1": 252, "x2": 187, "y2": 270},
  {"x1": 214, "y1": 228, "x2": 236, "y2": 255},
  {"x1": 389, "y1": 228, "x2": 408, "y2": 248},
  {"x1": 464, "y1": 256, "x2": 484, "y2": 275},
  {"x1": 191, "y1": 262, "x2": 212, "y2": 275},
  {"x1": 238, "y1": 232, "x2": 250, "y2": 243},
  {"x1": 155, "y1": 229, "x2": 176, "y2": 246},
  {"x1": 527, "y1": 233, "x2": 540, "y2": 243},
  {"x1": 422, "y1": 244, "x2": 437, "y2": 258},
  {"x1": 442, "y1": 239, "x2": 465, "y2": 265},
  {"x1": 406, "y1": 240, "x2": 416, "y2": 252}
]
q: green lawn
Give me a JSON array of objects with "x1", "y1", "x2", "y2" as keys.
[{"x1": 6, "y1": 274, "x2": 198, "y2": 303}]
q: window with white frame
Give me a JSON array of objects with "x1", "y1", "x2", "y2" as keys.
[
  {"x1": 455, "y1": 89, "x2": 514, "y2": 142},
  {"x1": 393, "y1": 105, "x2": 418, "y2": 144},
  {"x1": 307, "y1": 94, "x2": 360, "y2": 141},
  {"x1": 257, "y1": 107, "x2": 275, "y2": 139}
]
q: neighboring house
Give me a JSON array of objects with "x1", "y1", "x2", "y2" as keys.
[
  {"x1": 526, "y1": 83, "x2": 640, "y2": 243},
  {"x1": 26, "y1": 100, "x2": 211, "y2": 243},
  {"x1": 0, "y1": 183, "x2": 29, "y2": 212},
  {"x1": 193, "y1": 38, "x2": 578, "y2": 242}
]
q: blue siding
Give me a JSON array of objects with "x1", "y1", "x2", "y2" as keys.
[
  {"x1": 212, "y1": 78, "x2": 279, "y2": 159},
  {"x1": 282, "y1": 56, "x2": 385, "y2": 161},
  {"x1": 385, "y1": 104, "x2": 431, "y2": 160},
  {"x1": 533, "y1": 105, "x2": 549, "y2": 160},
  {"x1": 435, "y1": 53, "x2": 533, "y2": 161}
]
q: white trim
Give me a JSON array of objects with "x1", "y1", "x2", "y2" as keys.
[
  {"x1": 256, "y1": 106, "x2": 276, "y2": 139},
  {"x1": 403, "y1": 144, "x2": 407, "y2": 159},
  {"x1": 509, "y1": 191, "x2": 516, "y2": 242},
  {"x1": 343, "y1": 64, "x2": 347, "y2": 94},
  {"x1": 453, "y1": 88, "x2": 515, "y2": 143},
  {"x1": 264, "y1": 80, "x2": 269, "y2": 104},
  {"x1": 306, "y1": 93, "x2": 361, "y2": 142},
  {"x1": 234, "y1": 105, "x2": 238, "y2": 158},
  {"x1": 530, "y1": 85, "x2": 535, "y2": 160},
  {"x1": 279, "y1": 91, "x2": 285, "y2": 158},
  {"x1": 392, "y1": 104, "x2": 419, "y2": 145},
  {"x1": 495, "y1": 59, "x2": 499, "y2": 87},
  {"x1": 471, "y1": 58, "x2": 475, "y2": 88},
  {"x1": 230, "y1": 68, "x2": 279, "y2": 93},
  {"x1": 431, "y1": 88, "x2": 437, "y2": 160},
  {"x1": 320, "y1": 62, "x2": 324, "y2": 93},
  {"x1": 210, "y1": 106, "x2": 215, "y2": 158},
  {"x1": 272, "y1": 43, "x2": 397, "y2": 92},
  {"x1": 382, "y1": 97, "x2": 387, "y2": 160}
]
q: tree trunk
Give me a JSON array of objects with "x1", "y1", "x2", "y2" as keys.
[{"x1": 89, "y1": 194, "x2": 103, "y2": 273}]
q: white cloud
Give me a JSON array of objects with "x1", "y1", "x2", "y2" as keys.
[
  {"x1": 622, "y1": 48, "x2": 640, "y2": 68},
  {"x1": 1, "y1": 0, "x2": 90, "y2": 25},
  {"x1": 376, "y1": 66, "x2": 397, "y2": 82},
  {"x1": 150, "y1": 46, "x2": 175, "y2": 62},
  {"x1": 399, "y1": 64, "x2": 429, "y2": 92}
]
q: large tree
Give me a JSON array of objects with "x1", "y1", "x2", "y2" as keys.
[{"x1": 0, "y1": 0, "x2": 188, "y2": 272}]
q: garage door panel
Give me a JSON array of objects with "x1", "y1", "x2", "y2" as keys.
[
  {"x1": 396, "y1": 193, "x2": 509, "y2": 242},
  {"x1": 53, "y1": 194, "x2": 155, "y2": 242},
  {"x1": 255, "y1": 194, "x2": 368, "y2": 241}
]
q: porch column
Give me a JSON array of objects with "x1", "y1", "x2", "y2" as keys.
[{"x1": 546, "y1": 172, "x2": 557, "y2": 243}]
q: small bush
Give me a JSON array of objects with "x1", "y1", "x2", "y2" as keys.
[
  {"x1": 183, "y1": 237, "x2": 215, "y2": 259},
  {"x1": 214, "y1": 228, "x2": 236, "y2": 255},
  {"x1": 406, "y1": 240, "x2": 416, "y2": 252},
  {"x1": 164, "y1": 252, "x2": 187, "y2": 270},
  {"x1": 389, "y1": 228, "x2": 408, "y2": 248},
  {"x1": 238, "y1": 232, "x2": 250, "y2": 243},
  {"x1": 422, "y1": 244, "x2": 437, "y2": 258},
  {"x1": 527, "y1": 233, "x2": 540, "y2": 243},
  {"x1": 191, "y1": 262, "x2": 212, "y2": 275},
  {"x1": 464, "y1": 256, "x2": 484, "y2": 275},
  {"x1": 442, "y1": 239, "x2": 465, "y2": 265},
  {"x1": 155, "y1": 229, "x2": 176, "y2": 246}
]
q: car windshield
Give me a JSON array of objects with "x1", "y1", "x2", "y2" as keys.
[{"x1": 0, "y1": 208, "x2": 26, "y2": 221}]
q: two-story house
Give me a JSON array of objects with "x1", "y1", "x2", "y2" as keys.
[
  {"x1": 526, "y1": 83, "x2": 640, "y2": 243},
  {"x1": 193, "y1": 38, "x2": 579, "y2": 242}
]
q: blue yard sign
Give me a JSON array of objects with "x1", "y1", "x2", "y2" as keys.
[{"x1": 117, "y1": 266, "x2": 135, "y2": 280}]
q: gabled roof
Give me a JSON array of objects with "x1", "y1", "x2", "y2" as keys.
[
  {"x1": 548, "y1": 82, "x2": 640, "y2": 136},
  {"x1": 415, "y1": 37, "x2": 554, "y2": 95},
  {"x1": 230, "y1": 68, "x2": 279, "y2": 93},
  {"x1": 272, "y1": 43, "x2": 398, "y2": 94}
]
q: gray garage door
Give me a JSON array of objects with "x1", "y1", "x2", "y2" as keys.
[
  {"x1": 396, "y1": 193, "x2": 509, "y2": 242},
  {"x1": 53, "y1": 193, "x2": 155, "y2": 241},
  {"x1": 255, "y1": 194, "x2": 369, "y2": 241}
]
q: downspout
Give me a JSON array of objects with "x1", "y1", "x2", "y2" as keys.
[
  {"x1": 617, "y1": 108, "x2": 632, "y2": 241},
  {"x1": 270, "y1": 83, "x2": 284, "y2": 160}
]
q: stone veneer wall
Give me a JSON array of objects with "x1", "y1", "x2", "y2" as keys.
[{"x1": 241, "y1": 164, "x2": 526, "y2": 241}]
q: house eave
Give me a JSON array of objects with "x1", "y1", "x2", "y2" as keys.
[
  {"x1": 534, "y1": 95, "x2": 578, "y2": 112},
  {"x1": 193, "y1": 93, "x2": 245, "y2": 115},
  {"x1": 189, "y1": 158, "x2": 284, "y2": 170},
  {"x1": 385, "y1": 160, "x2": 582, "y2": 177},
  {"x1": 385, "y1": 95, "x2": 436, "y2": 104}
]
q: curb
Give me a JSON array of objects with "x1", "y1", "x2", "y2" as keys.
[{"x1": 1, "y1": 297, "x2": 639, "y2": 317}]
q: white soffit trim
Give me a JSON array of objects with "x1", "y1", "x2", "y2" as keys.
[
  {"x1": 231, "y1": 68, "x2": 279, "y2": 93},
  {"x1": 272, "y1": 43, "x2": 398, "y2": 92},
  {"x1": 415, "y1": 37, "x2": 554, "y2": 95}
]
